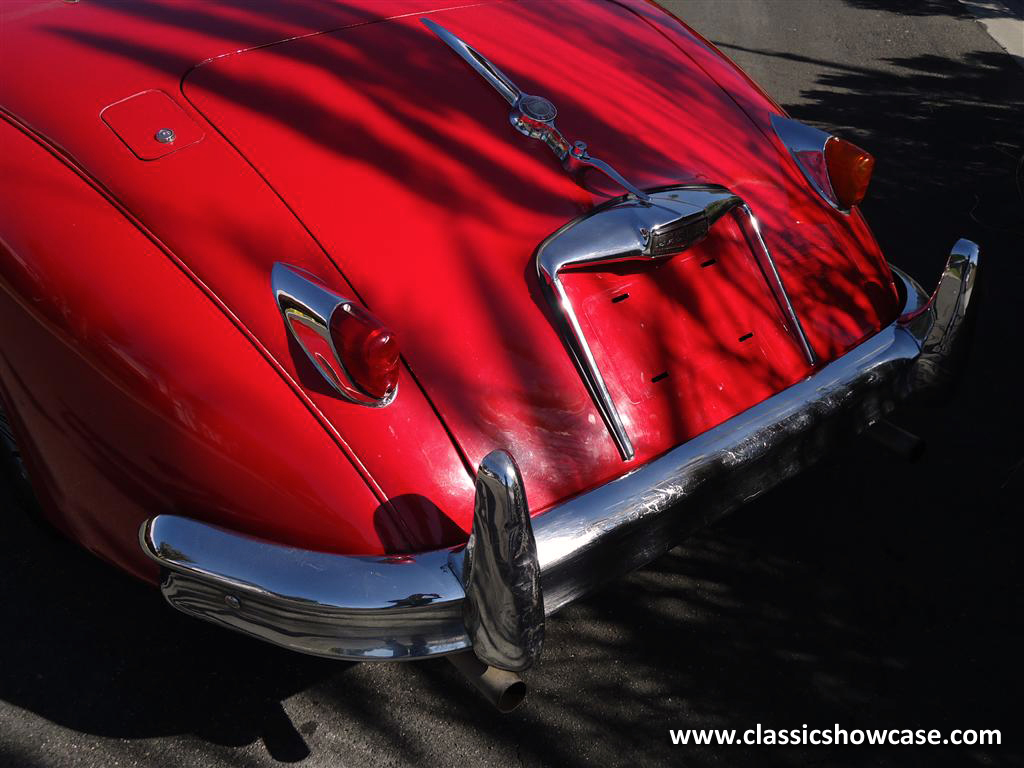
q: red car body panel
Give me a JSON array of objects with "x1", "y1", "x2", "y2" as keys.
[
  {"x1": 0, "y1": 119, "x2": 389, "y2": 580},
  {"x1": 0, "y1": 0, "x2": 898, "y2": 576}
]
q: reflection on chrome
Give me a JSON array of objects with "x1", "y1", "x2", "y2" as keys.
[
  {"x1": 902, "y1": 238, "x2": 980, "y2": 398},
  {"x1": 535, "y1": 185, "x2": 816, "y2": 460},
  {"x1": 272, "y1": 263, "x2": 397, "y2": 407},
  {"x1": 770, "y1": 114, "x2": 847, "y2": 212},
  {"x1": 462, "y1": 450, "x2": 544, "y2": 671},
  {"x1": 421, "y1": 17, "x2": 651, "y2": 203},
  {"x1": 143, "y1": 241, "x2": 979, "y2": 667}
]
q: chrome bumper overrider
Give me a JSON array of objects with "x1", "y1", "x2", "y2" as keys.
[{"x1": 141, "y1": 240, "x2": 980, "y2": 669}]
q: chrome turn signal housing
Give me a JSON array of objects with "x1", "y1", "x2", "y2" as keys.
[{"x1": 771, "y1": 115, "x2": 874, "y2": 212}]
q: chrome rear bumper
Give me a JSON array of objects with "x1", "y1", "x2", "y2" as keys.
[{"x1": 142, "y1": 240, "x2": 980, "y2": 667}]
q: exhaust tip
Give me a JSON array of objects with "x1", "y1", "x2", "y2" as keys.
[
  {"x1": 448, "y1": 651, "x2": 528, "y2": 713},
  {"x1": 865, "y1": 418, "x2": 925, "y2": 462},
  {"x1": 495, "y1": 679, "x2": 527, "y2": 713}
]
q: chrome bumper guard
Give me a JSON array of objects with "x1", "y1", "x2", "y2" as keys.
[{"x1": 142, "y1": 240, "x2": 980, "y2": 669}]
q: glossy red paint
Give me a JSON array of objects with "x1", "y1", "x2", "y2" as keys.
[
  {"x1": 0, "y1": 0, "x2": 479, "y2": 560},
  {"x1": 100, "y1": 89, "x2": 205, "y2": 161},
  {"x1": 183, "y1": 0, "x2": 897, "y2": 505},
  {"x1": 0, "y1": 0, "x2": 898, "y2": 575},
  {"x1": 0, "y1": 118, "x2": 387, "y2": 580}
]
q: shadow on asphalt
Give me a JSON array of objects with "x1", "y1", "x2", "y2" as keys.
[
  {"x1": 0, "y1": 467, "x2": 332, "y2": 763},
  {"x1": 1, "y1": 0, "x2": 1022, "y2": 766}
]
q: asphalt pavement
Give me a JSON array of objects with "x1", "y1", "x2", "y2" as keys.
[{"x1": 1, "y1": 1, "x2": 1022, "y2": 766}]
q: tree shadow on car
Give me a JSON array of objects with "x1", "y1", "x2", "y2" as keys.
[{"x1": 1, "y1": 2, "x2": 1023, "y2": 767}]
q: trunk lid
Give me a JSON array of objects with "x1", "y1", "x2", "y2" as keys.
[{"x1": 183, "y1": 0, "x2": 897, "y2": 510}]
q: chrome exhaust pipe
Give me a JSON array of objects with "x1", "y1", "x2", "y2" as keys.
[
  {"x1": 866, "y1": 419, "x2": 925, "y2": 461},
  {"x1": 448, "y1": 651, "x2": 527, "y2": 713}
]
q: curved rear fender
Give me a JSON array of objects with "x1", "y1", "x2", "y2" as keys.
[
  {"x1": 626, "y1": 0, "x2": 898, "y2": 325},
  {"x1": 0, "y1": 118, "x2": 398, "y2": 581}
]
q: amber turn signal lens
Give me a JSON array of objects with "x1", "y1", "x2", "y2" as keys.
[
  {"x1": 824, "y1": 137, "x2": 874, "y2": 209},
  {"x1": 329, "y1": 303, "x2": 400, "y2": 399}
]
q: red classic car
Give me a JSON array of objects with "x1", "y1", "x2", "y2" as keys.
[{"x1": 0, "y1": 0, "x2": 978, "y2": 711}]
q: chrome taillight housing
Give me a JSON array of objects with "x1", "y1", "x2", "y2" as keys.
[
  {"x1": 272, "y1": 263, "x2": 399, "y2": 406},
  {"x1": 771, "y1": 115, "x2": 875, "y2": 212}
]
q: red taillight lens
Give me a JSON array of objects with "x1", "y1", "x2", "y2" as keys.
[
  {"x1": 824, "y1": 137, "x2": 875, "y2": 209},
  {"x1": 329, "y1": 303, "x2": 400, "y2": 399}
]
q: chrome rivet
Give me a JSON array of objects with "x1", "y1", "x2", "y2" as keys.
[
  {"x1": 154, "y1": 128, "x2": 176, "y2": 144},
  {"x1": 224, "y1": 594, "x2": 241, "y2": 610}
]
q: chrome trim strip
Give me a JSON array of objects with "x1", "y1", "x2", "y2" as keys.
[
  {"x1": 142, "y1": 241, "x2": 979, "y2": 663},
  {"x1": 736, "y1": 202, "x2": 817, "y2": 365},
  {"x1": 272, "y1": 263, "x2": 397, "y2": 407},
  {"x1": 536, "y1": 185, "x2": 816, "y2": 460},
  {"x1": 461, "y1": 450, "x2": 544, "y2": 671},
  {"x1": 421, "y1": 18, "x2": 651, "y2": 203}
]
